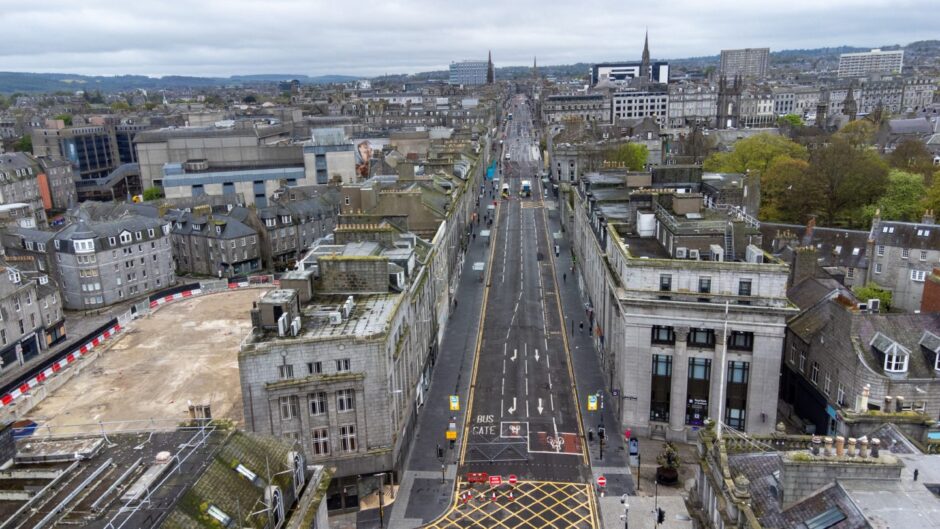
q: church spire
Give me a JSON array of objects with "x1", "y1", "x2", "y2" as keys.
[
  {"x1": 641, "y1": 28, "x2": 650, "y2": 80},
  {"x1": 532, "y1": 56, "x2": 538, "y2": 79},
  {"x1": 487, "y1": 50, "x2": 494, "y2": 84}
]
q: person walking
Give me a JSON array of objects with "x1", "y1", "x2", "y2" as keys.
[
  {"x1": 579, "y1": 321, "x2": 584, "y2": 334},
  {"x1": 563, "y1": 272, "x2": 567, "y2": 283}
]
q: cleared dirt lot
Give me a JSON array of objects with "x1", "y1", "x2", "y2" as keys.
[{"x1": 28, "y1": 288, "x2": 268, "y2": 429}]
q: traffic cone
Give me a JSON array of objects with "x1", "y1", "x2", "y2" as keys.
[
  {"x1": 491, "y1": 492, "x2": 497, "y2": 502},
  {"x1": 509, "y1": 491, "x2": 515, "y2": 501}
]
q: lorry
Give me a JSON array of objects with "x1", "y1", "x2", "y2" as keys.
[
  {"x1": 501, "y1": 183, "x2": 510, "y2": 198},
  {"x1": 520, "y1": 180, "x2": 532, "y2": 197}
]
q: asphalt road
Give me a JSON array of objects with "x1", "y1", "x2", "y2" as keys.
[{"x1": 461, "y1": 96, "x2": 589, "y2": 484}]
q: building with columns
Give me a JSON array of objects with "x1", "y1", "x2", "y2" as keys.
[{"x1": 564, "y1": 172, "x2": 796, "y2": 441}]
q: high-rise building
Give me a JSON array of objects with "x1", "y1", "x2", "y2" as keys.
[
  {"x1": 719, "y1": 48, "x2": 770, "y2": 78},
  {"x1": 838, "y1": 49, "x2": 904, "y2": 78},
  {"x1": 591, "y1": 32, "x2": 669, "y2": 85},
  {"x1": 448, "y1": 60, "x2": 488, "y2": 86}
]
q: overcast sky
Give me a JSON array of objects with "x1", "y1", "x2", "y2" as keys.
[{"x1": 0, "y1": 0, "x2": 935, "y2": 78}]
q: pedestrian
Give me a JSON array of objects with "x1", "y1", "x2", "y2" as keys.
[
  {"x1": 580, "y1": 321, "x2": 584, "y2": 334},
  {"x1": 563, "y1": 272, "x2": 567, "y2": 283},
  {"x1": 454, "y1": 299, "x2": 458, "y2": 309},
  {"x1": 472, "y1": 233, "x2": 476, "y2": 241}
]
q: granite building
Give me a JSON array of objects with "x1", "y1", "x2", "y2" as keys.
[
  {"x1": 0, "y1": 263, "x2": 64, "y2": 376},
  {"x1": 0, "y1": 153, "x2": 47, "y2": 229}
]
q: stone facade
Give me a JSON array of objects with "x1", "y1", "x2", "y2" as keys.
[
  {"x1": 0, "y1": 153, "x2": 47, "y2": 229},
  {"x1": 0, "y1": 265, "x2": 64, "y2": 376}
]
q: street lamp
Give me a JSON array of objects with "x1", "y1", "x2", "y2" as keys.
[
  {"x1": 375, "y1": 472, "x2": 388, "y2": 528},
  {"x1": 620, "y1": 494, "x2": 629, "y2": 529}
]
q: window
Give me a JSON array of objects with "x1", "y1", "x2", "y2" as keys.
[
  {"x1": 337, "y1": 389, "x2": 355, "y2": 412},
  {"x1": 309, "y1": 392, "x2": 327, "y2": 416},
  {"x1": 799, "y1": 351, "x2": 806, "y2": 372},
  {"x1": 336, "y1": 359, "x2": 351, "y2": 372},
  {"x1": 912, "y1": 270, "x2": 927, "y2": 282},
  {"x1": 279, "y1": 396, "x2": 299, "y2": 420},
  {"x1": 120, "y1": 232, "x2": 132, "y2": 244},
  {"x1": 728, "y1": 331, "x2": 754, "y2": 351},
  {"x1": 651, "y1": 326, "x2": 676, "y2": 345},
  {"x1": 698, "y1": 277, "x2": 711, "y2": 294},
  {"x1": 875, "y1": 263, "x2": 883, "y2": 274},
  {"x1": 922, "y1": 250, "x2": 929, "y2": 261},
  {"x1": 659, "y1": 274, "x2": 672, "y2": 292},
  {"x1": 738, "y1": 279, "x2": 752, "y2": 296},
  {"x1": 0, "y1": 329, "x2": 5, "y2": 345},
  {"x1": 837, "y1": 383, "x2": 846, "y2": 407},
  {"x1": 278, "y1": 364, "x2": 294, "y2": 380},
  {"x1": 689, "y1": 358, "x2": 711, "y2": 380},
  {"x1": 884, "y1": 352, "x2": 909, "y2": 373},
  {"x1": 824, "y1": 372, "x2": 831, "y2": 395},
  {"x1": 650, "y1": 355, "x2": 672, "y2": 422},
  {"x1": 847, "y1": 267, "x2": 855, "y2": 279},
  {"x1": 311, "y1": 428, "x2": 330, "y2": 456},
  {"x1": 13, "y1": 296, "x2": 20, "y2": 312},
  {"x1": 340, "y1": 425, "x2": 357, "y2": 452},
  {"x1": 25, "y1": 292, "x2": 31, "y2": 305},
  {"x1": 810, "y1": 361, "x2": 819, "y2": 384},
  {"x1": 308, "y1": 361, "x2": 323, "y2": 375},
  {"x1": 135, "y1": 231, "x2": 142, "y2": 240},
  {"x1": 108, "y1": 236, "x2": 116, "y2": 246},
  {"x1": 902, "y1": 248, "x2": 910, "y2": 259},
  {"x1": 877, "y1": 245, "x2": 885, "y2": 256},
  {"x1": 687, "y1": 328, "x2": 716, "y2": 348},
  {"x1": 148, "y1": 228, "x2": 155, "y2": 237}
]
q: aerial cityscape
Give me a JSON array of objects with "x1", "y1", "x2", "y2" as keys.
[{"x1": 0, "y1": 1, "x2": 939, "y2": 528}]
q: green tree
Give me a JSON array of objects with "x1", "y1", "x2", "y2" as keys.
[
  {"x1": 243, "y1": 94, "x2": 257, "y2": 104},
  {"x1": 142, "y1": 186, "x2": 164, "y2": 201},
  {"x1": 808, "y1": 137, "x2": 889, "y2": 225},
  {"x1": 852, "y1": 283, "x2": 892, "y2": 311},
  {"x1": 12, "y1": 135, "x2": 32, "y2": 153},
  {"x1": 606, "y1": 143, "x2": 648, "y2": 171},
  {"x1": 702, "y1": 133, "x2": 807, "y2": 176},
  {"x1": 110, "y1": 101, "x2": 131, "y2": 112},
  {"x1": 888, "y1": 138, "x2": 935, "y2": 180},
  {"x1": 53, "y1": 113, "x2": 73, "y2": 126},
  {"x1": 863, "y1": 170, "x2": 926, "y2": 223},
  {"x1": 760, "y1": 156, "x2": 817, "y2": 222},
  {"x1": 778, "y1": 114, "x2": 802, "y2": 128},
  {"x1": 834, "y1": 120, "x2": 876, "y2": 148}
]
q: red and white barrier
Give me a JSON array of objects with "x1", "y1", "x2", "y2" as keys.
[
  {"x1": 0, "y1": 322, "x2": 123, "y2": 408},
  {"x1": 149, "y1": 288, "x2": 203, "y2": 309}
]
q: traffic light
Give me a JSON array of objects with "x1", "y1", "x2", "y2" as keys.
[
  {"x1": 657, "y1": 508, "x2": 665, "y2": 524},
  {"x1": 449, "y1": 439, "x2": 456, "y2": 450},
  {"x1": 598, "y1": 426, "x2": 606, "y2": 441},
  {"x1": 437, "y1": 445, "x2": 444, "y2": 460}
]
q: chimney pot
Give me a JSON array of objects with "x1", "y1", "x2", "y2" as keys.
[
  {"x1": 896, "y1": 396, "x2": 905, "y2": 413},
  {"x1": 871, "y1": 438, "x2": 881, "y2": 458},
  {"x1": 811, "y1": 435, "x2": 822, "y2": 455},
  {"x1": 823, "y1": 436, "x2": 834, "y2": 456},
  {"x1": 847, "y1": 437, "x2": 857, "y2": 457},
  {"x1": 835, "y1": 436, "x2": 845, "y2": 457},
  {"x1": 860, "y1": 437, "x2": 870, "y2": 458}
]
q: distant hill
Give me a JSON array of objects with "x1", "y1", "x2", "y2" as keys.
[{"x1": 0, "y1": 72, "x2": 361, "y2": 93}]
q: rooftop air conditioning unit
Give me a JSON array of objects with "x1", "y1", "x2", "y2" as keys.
[
  {"x1": 277, "y1": 313, "x2": 290, "y2": 337},
  {"x1": 328, "y1": 312, "x2": 343, "y2": 325},
  {"x1": 689, "y1": 249, "x2": 700, "y2": 260},
  {"x1": 745, "y1": 244, "x2": 764, "y2": 264},
  {"x1": 710, "y1": 244, "x2": 724, "y2": 262},
  {"x1": 343, "y1": 296, "x2": 354, "y2": 319},
  {"x1": 675, "y1": 247, "x2": 688, "y2": 259},
  {"x1": 868, "y1": 299, "x2": 881, "y2": 313},
  {"x1": 290, "y1": 316, "x2": 302, "y2": 337}
]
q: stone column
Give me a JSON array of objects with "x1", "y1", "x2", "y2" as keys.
[{"x1": 668, "y1": 327, "x2": 690, "y2": 441}]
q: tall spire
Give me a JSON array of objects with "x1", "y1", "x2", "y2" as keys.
[
  {"x1": 641, "y1": 28, "x2": 650, "y2": 80},
  {"x1": 533, "y1": 56, "x2": 538, "y2": 79},
  {"x1": 487, "y1": 50, "x2": 494, "y2": 84}
]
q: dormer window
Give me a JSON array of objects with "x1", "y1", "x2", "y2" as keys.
[
  {"x1": 282, "y1": 215, "x2": 291, "y2": 224},
  {"x1": 73, "y1": 239, "x2": 95, "y2": 253},
  {"x1": 871, "y1": 332, "x2": 909, "y2": 374},
  {"x1": 919, "y1": 331, "x2": 940, "y2": 371},
  {"x1": 109, "y1": 236, "x2": 116, "y2": 246},
  {"x1": 120, "y1": 232, "x2": 132, "y2": 244}
]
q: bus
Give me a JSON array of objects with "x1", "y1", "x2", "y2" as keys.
[{"x1": 520, "y1": 180, "x2": 532, "y2": 197}]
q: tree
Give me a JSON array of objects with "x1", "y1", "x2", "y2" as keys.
[
  {"x1": 864, "y1": 170, "x2": 926, "y2": 223},
  {"x1": 142, "y1": 186, "x2": 164, "y2": 201},
  {"x1": 808, "y1": 137, "x2": 889, "y2": 226},
  {"x1": 853, "y1": 283, "x2": 892, "y2": 311},
  {"x1": 761, "y1": 156, "x2": 818, "y2": 222},
  {"x1": 243, "y1": 94, "x2": 257, "y2": 104},
  {"x1": 110, "y1": 101, "x2": 131, "y2": 112},
  {"x1": 53, "y1": 113, "x2": 73, "y2": 126},
  {"x1": 834, "y1": 120, "x2": 876, "y2": 148},
  {"x1": 606, "y1": 143, "x2": 648, "y2": 171},
  {"x1": 778, "y1": 114, "x2": 803, "y2": 128},
  {"x1": 888, "y1": 138, "x2": 935, "y2": 180},
  {"x1": 702, "y1": 133, "x2": 807, "y2": 176},
  {"x1": 12, "y1": 135, "x2": 32, "y2": 153}
]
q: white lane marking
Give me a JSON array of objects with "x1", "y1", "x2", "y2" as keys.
[
  {"x1": 548, "y1": 373, "x2": 552, "y2": 390},
  {"x1": 550, "y1": 393, "x2": 555, "y2": 411},
  {"x1": 525, "y1": 378, "x2": 529, "y2": 396},
  {"x1": 546, "y1": 353, "x2": 551, "y2": 369},
  {"x1": 525, "y1": 359, "x2": 528, "y2": 375},
  {"x1": 553, "y1": 416, "x2": 559, "y2": 438},
  {"x1": 507, "y1": 397, "x2": 516, "y2": 414},
  {"x1": 502, "y1": 358, "x2": 506, "y2": 375},
  {"x1": 501, "y1": 398, "x2": 504, "y2": 416},
  {"x1": 526, "y1": 399, "x2": 530, "y2": 418},
  {"x1": 501, "y1": 377, "x2": 505, "y2": 395}
]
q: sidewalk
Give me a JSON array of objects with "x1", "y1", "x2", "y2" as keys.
[
  {"x1": 543, "y1": 197, "x2": 634, "y2": 498},
  {"x1": 383, "y1": 184, "x2": 496, "y2": 529}
]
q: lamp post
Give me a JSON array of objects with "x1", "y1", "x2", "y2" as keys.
[{"x1": 375, "y1": 472, "x2": 387, "y2": 528}]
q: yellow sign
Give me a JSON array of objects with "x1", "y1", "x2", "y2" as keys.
[
  {"x1": 588, "y1": 395, "x2": 598, "y2": 411},
  {"x1": 446, "y1": 430, "x2": 457, "y2": 440},
  {"x1": 449, "y1": 395, "x2": 460, "y2": 411}
]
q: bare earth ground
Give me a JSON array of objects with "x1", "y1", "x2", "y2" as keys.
[{"x1": 27, "y1": 289, "x2": 268, "y2": 430}]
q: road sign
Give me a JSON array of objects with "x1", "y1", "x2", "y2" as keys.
[
  {"x1": 508, "y1": 474, "x2": 517, "y2": 485},
  {"x1": 588, "y1": 395, "x2": 598, "y2": 411},
  {"x1": 597, "y1": 476, "x2": 607, "y2": 488},
  {"x1": 489, "y1": 475, "x2": 502, "y2": 487},
  {"x1": 467, "y1": 472, "x2": 488, "y2": 484},
  {"x1": 449, "y1": 395, "x2": 460, "y2": 411},
  {"x1": 446, "y1": 429, "x2": 457, "y2": 440}
]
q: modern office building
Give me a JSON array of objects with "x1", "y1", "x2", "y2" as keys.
[
  {"x1": 719, "y1": 48, "x2": 770, "y2": 78},
  {"x1": 611, "y1": 87, "x2": 670, "y2": 125},
  {"x1": 448, "y1": 60, "x2": 489, "y2": 86},
  {"x1": 838, "y1": 49, "x2": 904, "y2": 78},
  {"x1": 592, "y1": 61, "x2": 670, "y2": 85},
  {"x1": 31, "y1": 121, "x2": 150, "y2": 182},
  {"x1": 303, "y1": 128, "x2": 356, "y2": 185}
]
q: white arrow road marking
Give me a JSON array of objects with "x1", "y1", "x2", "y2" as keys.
[
  {"x1": 508, "y1": 397, "x2": 516, "y2": 415},
  {"x1": 537, "y1": 398, "x2": 544, "y2": 415},
  {"x1": 534, "y1": 349, "x2": 540, "y2": 363},
  {"x1": 510, "y1": 349, "x2": 517, "y2": 362}
]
